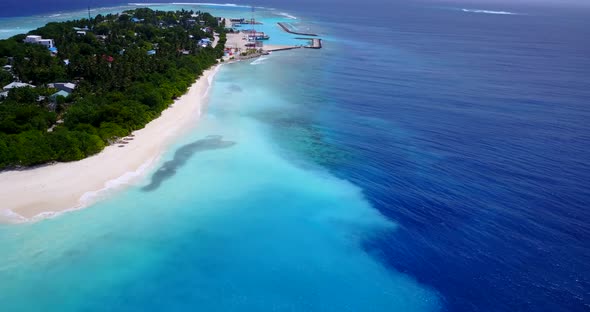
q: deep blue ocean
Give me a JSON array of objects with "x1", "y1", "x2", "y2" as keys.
[{"x1": 1, "y1": 1, "x2": 589, "y2": 311}]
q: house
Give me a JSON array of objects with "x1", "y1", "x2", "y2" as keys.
[
  {"x1": 49, "y1": 82, "x2": 76, "y2": 93},
  {"x1": 102, "y1": 55, "x2": 115, "y2": 63},
  {"x1": 24, "y1": 35, "x2": 55, "y2": 48},
  {"x1": 23, "y1": 35, "x2": 42, "y2": 43},
  {"x1": 131, "y1": 17, "x2": 144, "y2": 23},
  {"x1": 199, "y1": 38, "x2": 212, "y2": 47},
  {"x1": 39, "y1": 39, "x2": 55, "y2": 48},
  {"x1": 0, "y1": 91, "x2": 8, "y2": 99},
  {"x1": 147, "y1": 50, "x2": 156, "y2": 56},
  {"x1": 3, "y1": 82, "x2": 35, "y2": 91},
  {"x1": 76, "y1": 31, "x2": 87, "y2": 36},
  {"x1": 2, "y1": 65, "x2": 11, "y2": 71},
  {"x1": 50, "y1": 90, "x2": 70, "y2": 102}
]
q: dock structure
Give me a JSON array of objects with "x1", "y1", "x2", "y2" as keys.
[
  {"x1": 277, "y1": 22, "x2": 318, "y2": 36},
  {"x1": 306, "y1": 38, "x2": 322, "y2": 49},
  {"x1": 264, "y1": 45, "x2": 302, "y2": 52}
]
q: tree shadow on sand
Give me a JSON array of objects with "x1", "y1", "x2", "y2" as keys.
[{"x1": 141, "y1": 135, "x2": 236, "y2": 192}]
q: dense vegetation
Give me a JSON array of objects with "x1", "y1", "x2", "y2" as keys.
[{"x1": 0, "y1": 8, "x2": 226, "y2": 169}]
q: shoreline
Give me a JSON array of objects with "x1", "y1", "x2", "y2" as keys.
[{"x1": 0, "y1": 65, "x2": 221, "y2": 224}]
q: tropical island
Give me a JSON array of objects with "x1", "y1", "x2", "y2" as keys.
[{"x1": 0, "y1": 8, "x2": 227, "y2": 169}]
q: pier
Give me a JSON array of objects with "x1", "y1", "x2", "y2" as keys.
[
  {"x1": 263, "y1": 38, "x2": 321, "y2": 52},
  {"x1": 264, "y1": 45, "x2": 302, "y2": 52},
  {"x1": 277, "y1": 22, "x2": 318, "y2": 36}
]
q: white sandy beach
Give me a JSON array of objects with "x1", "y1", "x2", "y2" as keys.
[{"x1": 0, "y1": 66, "x2": 220, "y2": 223}]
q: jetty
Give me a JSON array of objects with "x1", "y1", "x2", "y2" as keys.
[
  {"x1": 277, "y1": 22, "x2": 318, "y2": 36},
  {"x1": 264, "y1": 45, "x2": 302, "y2": 52},
  {"x1": 263, "y1": 38, "x2": 321, "y2": 52}
]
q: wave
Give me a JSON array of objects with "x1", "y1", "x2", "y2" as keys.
[
  {"x1": 0, "y1": 157, "x2": 157, "y2": 224},
  {"x1": 203, "y1": 63, "x2": 222, "y2": 98},
  {"x1": 0, "y1": 28, "x2": 20, "y2": 33},
  {"x1": 276, "y1": 12, "x2": 297, "y2": 19},
  {"x1": 250, "y1": 57, "x2": 268, "y2": 66},
  {"x1": 79, "y1": 157, "x2": 156, "y2": 207},
  {"x1": 0, "y1": 208, "x2": 27, "y2": 223},
  {"x1": 461, "y1": 8, "x2": 518, "y2": 15}
]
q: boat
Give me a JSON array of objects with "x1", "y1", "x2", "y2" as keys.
[{"x1": 247, "y1": 32, "x2": 270, "y2": 41}]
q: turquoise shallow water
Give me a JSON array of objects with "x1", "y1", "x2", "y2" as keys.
[
  {"x1": 0, "y1": 55, "x2": 439, "y2": 312},
  {"x1": 0, "y1": 5, "x2": 439, "y2": 311},
  {"x1": 3, "y1": 1, "x2": 590, "y2": 311}
]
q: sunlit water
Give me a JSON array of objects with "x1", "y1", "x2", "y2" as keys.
[
  {"x1": 2, "y1": 1, "x2": 590, "y2": 311},
  {"x1": 0, "y1": 4, "x2": 439, "y2": 311}
]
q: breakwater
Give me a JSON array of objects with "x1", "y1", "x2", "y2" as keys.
[{"x1": 277, "y1": 22, "x2": 318, "y2": 36}]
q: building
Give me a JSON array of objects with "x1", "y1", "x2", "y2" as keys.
[
  {"x1": 199, "y1": 38, "x2": 212, "y2": 47},
  {"x1": 23, "y1": 35, "x2": 41, "y2": 43},
  {"x1": 147, "y1": 50, "x2": 156, "y2": 56},
  {"x1": 2, "y1": 65, "x2": 11, "y2": 71},
  {"x1": 24, "y1": 35, "x2": 55, "y2": 48},
  {"x1": 3, "y1": 82, "x2": 35, "y2": 91},
  {"x1": 49, "y1": 82, "x2": 76, "y2": 93},
  {"x1": 50, "y1": 90, "x2": 70, "y2": 102},
  {"x1": 102, "y1": 55, "x2": 115, "y2": 63}
]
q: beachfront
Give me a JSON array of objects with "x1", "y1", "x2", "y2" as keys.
[
  {"x1": 0, "y1": 66, "x2": 220, "y2": 223},
  {"x1": 0, "y1": 11, "x2": 323, "y2": 223}
]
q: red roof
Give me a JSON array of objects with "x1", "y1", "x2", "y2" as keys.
[{"x1": 102, "y1": 55, "x2": 114, "y2": 62}]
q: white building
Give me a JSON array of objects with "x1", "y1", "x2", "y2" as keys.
[
  {"x1": 24, "y1": 35, "x2": 42, "y2": 43},
  {"x1": 24, "y1": 35, "x2": 55, "y2": 48}
]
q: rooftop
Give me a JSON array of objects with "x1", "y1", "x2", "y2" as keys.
[
  {"x1": 51, "y1": 90, "x2": 70, "y2": 98},
  {"x1": 3, "y1": 82, "x2": 35, "y2": 90}
]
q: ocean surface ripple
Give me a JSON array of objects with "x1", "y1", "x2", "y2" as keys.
[{"x1": 1, "y1": 1, "x2": 589, "y2": 311}]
